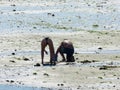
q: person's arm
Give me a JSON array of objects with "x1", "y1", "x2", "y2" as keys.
[
  {"x1": 55, "y1": 45, "x2": 61, "y2": 55},
  {"x1": 44, "y1": 50, "x2": 48, "y2": 55},
  {"x1": 54, "y1": 45, "x2": 61, "y2": 61},
  {"x1": 55, "y1": 44, "x2": 66, "y2": 61}
]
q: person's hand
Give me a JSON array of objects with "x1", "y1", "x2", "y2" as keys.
[
  {"x1": 54, "y1": 54, "x2": 58, "y2": 61},
  {"x1": 45, "y1": 50, "x2": 48, "y2": 55}
]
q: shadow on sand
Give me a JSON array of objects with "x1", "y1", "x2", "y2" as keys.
[{"x1": 43, "y1": 62, "x2": 56, "y2": 66}]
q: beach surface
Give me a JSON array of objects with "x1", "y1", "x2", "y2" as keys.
[{"x1": 0, "y1": 0, "x2": 120, "y2": 90}]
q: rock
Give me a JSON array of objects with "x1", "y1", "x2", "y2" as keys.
[
  {"x1": 12, "y1": 52, "x2": 15, "y2": 55},
  {"x1": 6, "y1": 80, "x2": 15, "y2": 83},
  {"x1": 57, "y1": 84, "x2": 60, "y2": 86},
  {"x1": 11, "y1": 4, "x2": 16, "y2": 6},
  {"x1": 98, "y1": 47, "x2": 103, "y2": 50},
  {"x1": 99, "y1": 65, "x2": 117, "y2": 70},
  {"x1": 52, "y1": 14, "x2": 55, "y2": 17},
  {"x1": 81, "y1": 60, "x2": 91, "y2": 63},
  {"x1": 43, "y1": 73, "x2": 49, "y2": 76},
  {"x1": 6, "y1": 80, "x2": 9, "y2": 82},
  {"x1": 23, "y1": 57, "x2": 30, "y2": 61},
  {"x1": 61, "y1": 83, "x2": 64, "y2": 86},
  {"x1": 34, "y1": 63, "x2": 41, "y2": 67},
  {"x1": 10, "y1": 80, "x2": 14, "y2": 83},
  {"x1": 57, "y1": 83, "x2": 64, "y2": 86},
  {"x1": 10, "y1": 60, "x2": 16, "y2": 63},
  {"x1": 13, "y1": 9, "x2": 16, "y2": 12},
  {"x1": 33, "y1": 72, "x2": 37, "y2": 75}
]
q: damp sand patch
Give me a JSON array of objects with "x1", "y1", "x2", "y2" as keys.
[{"x1": 1, "y1": 49, "x2": 120, "y2": 57}]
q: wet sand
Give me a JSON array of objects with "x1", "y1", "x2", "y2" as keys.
[
  {"x1": 0, "y1": 0, "x2": 120, "y2": 90},
  {"x1": 0, "y1": 30, "x2": 120, "y2": 90}
]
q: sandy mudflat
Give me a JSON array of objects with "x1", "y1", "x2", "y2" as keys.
[
  {"x1": 0, "y1": 30, "x2": 120, "y2": 90},
  {"x1": 0, "y1": 0, "x2": 120, "y2": 90}
]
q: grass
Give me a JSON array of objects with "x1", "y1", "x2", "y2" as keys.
[
  {"x1": 30, "y1": 20, "x2": 84, "y2": 31},
  {"x1": 92, "y1": 24, "x2": 99, "y2": 28},
  {"x1": 33, "y1": 21, "x2": 72, "y2": 30},
  {"x1": 98, "y1": 77, "x2": 103, "y2": 79},
  {"x1": 99, "y1": 65, "x2": 119, "y2": 70},
  {"x1": 33, "y1": 72, "x2": 37, "y2": 75},
  {"x1": 87, "y1": 30, "x2": 109, "y2": 35}
]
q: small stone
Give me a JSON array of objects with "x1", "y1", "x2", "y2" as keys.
[
  {"x1": 10, "y1": 60, "x2": 15, "y2": 63},
  {"x1": 52, "y1": 14, "x2": 55, "y2": 16},
  {"x1": 13, "y1": 9, "x2": 16, "y2": 12},
  {"x1": 98, "y1": 47, "x2": 103, "y2": 50},
  {"x1": 81, "y1": 60, "x2": 91, "y2": 63},
  {"x1": 34, "y1": 63, "x2": 40, "y2": 67},
  {"x1": 61, "y1": 83, "x2": 64, "y2": 86},
  {"x1": 12, "y1": 52, "x2": 15, "y2": 55},
  {"x1": 33, "y1": 72, "x2": 37, "y2": 75},
  {"x1": 11, "y1": 4, "x2": 16, "y2": 6},
  {"x1": 6, "y1": 80, "x2": 9, "y2": 82},
  {"x1": 57, "y1": 84, "x2": 60, "y2": 86},
  {"x1": 10, "y1": 80, "x2": 14, "y2": 83},
  {"x1": 43, "y1": 73, "x2": 49, "y2": 76},
  {"x1": 23, "y1": 58, "x2": 30, "y2": 61}
]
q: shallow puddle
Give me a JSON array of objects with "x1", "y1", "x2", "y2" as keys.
[
  {"x1": 0, "y1": 50, "x2": 120, "y2": 57},
  {"x1": 0, "y1": 84, "x2": 45, "y2": 90},
  {"x1": 0, "y1": 84, "x2": 71, "y2": 90},
  {"x1": 76, "y1": 49, "x2": 120, "y2": 54}
]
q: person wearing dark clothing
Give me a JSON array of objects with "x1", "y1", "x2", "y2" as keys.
[{"x1": 55, "y1": 39, "x2": 75, "y2": 62}]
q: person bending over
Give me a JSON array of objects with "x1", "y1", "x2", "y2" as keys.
[
  {"x1": 55, "y1": 39, "x2": 75, "y2": 62},
  {"x1": 41, "y1": 37, "x2": 55, "y2": 65}
]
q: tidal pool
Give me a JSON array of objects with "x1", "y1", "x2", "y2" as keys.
[{"x1": 0, "y1": 84, "x2": 47, "y2": 90}]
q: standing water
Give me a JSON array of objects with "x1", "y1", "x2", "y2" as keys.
[{"x1": 0, "y1": 84, "x2": 46, "y2": 90}]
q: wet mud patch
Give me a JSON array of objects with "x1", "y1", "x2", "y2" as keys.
[
  {"x1": 57, "y1": 60, "x2": 120, "y2": 69},
  {"x1": 99, "y1": 65, "x2": 120, "y2": 70},
  {"x1": 79, "y1": 61, "x2": 120, "y2": 68}
]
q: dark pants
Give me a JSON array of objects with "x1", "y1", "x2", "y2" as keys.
[{"x1": 60, "y1": 47, "x2": 74, "y2": 62}]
